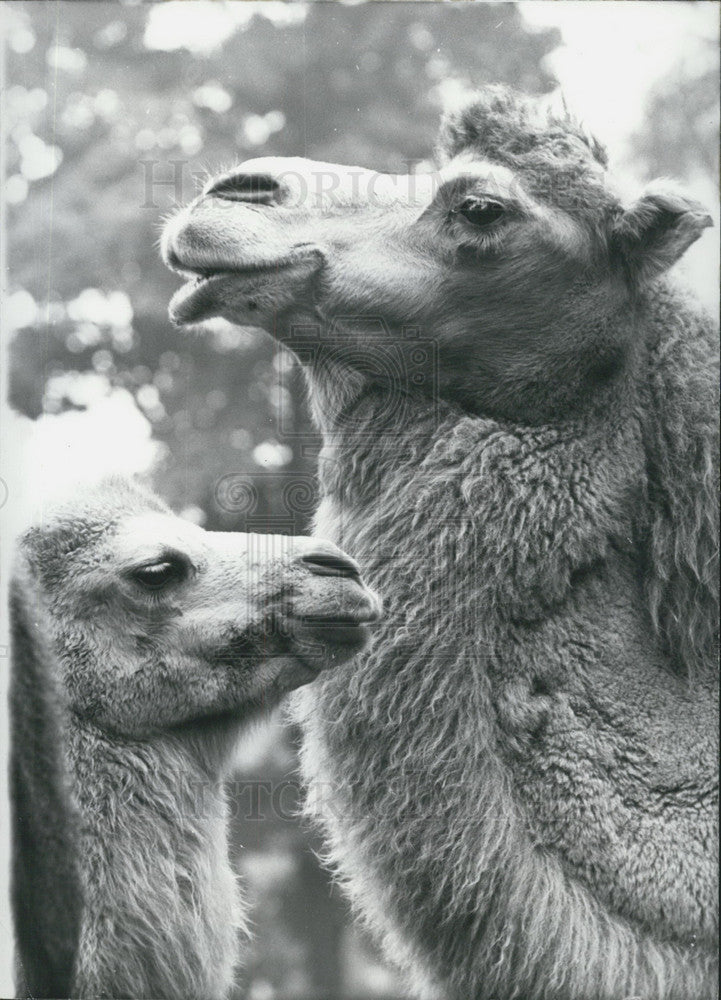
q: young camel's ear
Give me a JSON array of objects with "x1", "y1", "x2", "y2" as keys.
[
  {"x1": 612, "y1": 181, "x2": 713, "y2": 284},
  {"x1": 20, "y1": 518, "x2": 108, "y2": 588},
  {"x1": 20, "y1": 523, "x2": 75, "y2": 588}
]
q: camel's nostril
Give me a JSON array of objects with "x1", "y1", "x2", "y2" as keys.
[
  {"x1": 165, "y1": 247, "x2": 185, "y2": 272},
  {"x1": 301, "y1": 550, "x2": 362, "y2": 580},
  {"x1": 205, "y1": 171, "x2": 281, "y2": 204}
]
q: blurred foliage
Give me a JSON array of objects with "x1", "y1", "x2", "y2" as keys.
[
  {"x1": 631, "y1": 29, "x2": 719, "y2": 182},
  {"x1": 5, "y1": 2, "x2": 559, "y2": 997}
]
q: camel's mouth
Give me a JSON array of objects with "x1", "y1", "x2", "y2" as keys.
[
  {"x1": 294, "y1": 621, "x2": 374, "y2": 675},
  {"x1": 288, "y1": 597, "x2": 381, "y2": 673},
  {"x1": 303, "y1": 618, "x2": 373, "y2": 650},
  {"x1": 168, "y1": 270, "x2": 241, "y2": 325},
  {"x1": 167, "y1": 254, "x2": 324, "y2": 326}
]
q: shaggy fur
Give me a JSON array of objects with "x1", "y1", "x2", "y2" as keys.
[
  {"x1": 162, "y1": 87, "x2": 718, "y2": 999},
  {"x1": 296, "y1": 358, "x2": 718, "y2": 1000},
  {"x1": 10, "y1": 478, "x2": 377, "y2": 999},
  {"x1": 436, "y1": 85, "x2": 614, "y2": 227}
]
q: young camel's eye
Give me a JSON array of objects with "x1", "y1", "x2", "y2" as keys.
[
  {"x1": 130, "y1": 559, "x2": 187, "y2": 591},
  {"x1": 455, "y1": 198, "x2": 506, "y2": 228}
]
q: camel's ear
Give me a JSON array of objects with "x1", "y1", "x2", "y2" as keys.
[
  {"x1": 612, "y1": 182, "x2": 712, "y2": 283},
  {"x1": 20, "y1": 520, "x2": 96, "y2": 589},
  {"x1": 20, "y1": 524, "x2": 68, "y2": 574}
]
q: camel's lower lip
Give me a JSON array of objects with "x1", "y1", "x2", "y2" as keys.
[{"x1": 168, "y1": 272, "x2": 232, "y2": 324}]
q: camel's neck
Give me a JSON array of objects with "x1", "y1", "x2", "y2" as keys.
[
  {"x1": 315, "y1": 382, "x2": 642, "y2": 622},
  {"x1": 65, "y1": 718, "x2": 244, "y2": 1000},
  {"x1": 297, "y1": 361, "x2": 716, "y2": 998}
]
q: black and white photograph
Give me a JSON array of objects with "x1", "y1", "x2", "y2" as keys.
[{"x1": 0, "y1": 2, "x2": 718, "y2": 998}]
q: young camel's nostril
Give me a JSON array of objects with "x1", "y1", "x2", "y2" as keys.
[
  {"x1": 165, "y1": 247, "x2": 186, "y2": 272},
  {"x1": 204, "y1": 171, "x2": 281, "y2": 204},
  {"x1": 300, "y1": 550, "x2": 362, "y2": 580}
]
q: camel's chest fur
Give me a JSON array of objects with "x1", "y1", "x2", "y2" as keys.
[{"x1": 301, "y1": 398, "x2": 717, "y2": 971}]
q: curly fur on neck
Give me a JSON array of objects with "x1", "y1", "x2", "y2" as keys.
[
  {"x1": 291, "y1": 277, "x2": 718, "y2": 1000},
  {"x1": 638, "y1": 285, "x2": 719, "y2": 678}
]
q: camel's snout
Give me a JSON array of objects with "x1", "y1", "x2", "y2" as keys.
[
  {"x1": 289, "y1": 540, "x2": 382, "y2": 669},
  {"x1": 295, "y1": 539, "x2": 381, "y2": 623}
]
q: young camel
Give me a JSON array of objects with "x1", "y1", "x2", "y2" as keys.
[
  {"x1": 163, "y1": 88, "x2": 719, "y2": 999},
  {"x1": 10, "y1": 476, "x2": 379, "y2": 1000}
]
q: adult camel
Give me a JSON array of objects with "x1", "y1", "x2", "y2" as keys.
[{"x1": 163, "y1": 88, "x2": 719, "y2": 1000}]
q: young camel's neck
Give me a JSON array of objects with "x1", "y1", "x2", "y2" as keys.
[
  {"x1": 65, "y1": 717, "x2": 245, "y2": 1000},
  {"x1": 11, "y1": 572, "x2": 244, "y2": 1000}
]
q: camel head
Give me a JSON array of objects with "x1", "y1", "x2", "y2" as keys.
[
  {"x1": 162, "y1": 86, "x2": 712, "y2": 422},
  {"x1": 15, "y1": 478, "x2": 379, "y2": 737}
]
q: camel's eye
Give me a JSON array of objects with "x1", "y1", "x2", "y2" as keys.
[
  {"x1": 456, "y1": 198, "x2": 506, "y2": 228},
  {"x1": 131, "y1": 559, "x2": 186, "y2": 591}
]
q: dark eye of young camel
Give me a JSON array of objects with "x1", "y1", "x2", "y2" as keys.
[
  {"x1": 455, "y1": 197, "x2": 506, "y2": 227},
  {"x1": 131, "y1": 559, "x2": 187, "y2": 591}
]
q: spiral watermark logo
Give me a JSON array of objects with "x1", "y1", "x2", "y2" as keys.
[
  {"x1": 215, "y1": 471, "x2": 317, "y2": 532},
  {"x1": 215, "y1": 475, "x2": 258, "y2": 517},
  {"x1": 279, "y1": 318, "x2": 439, "y2": 441},
  {"x1": 282, "y1": 476, "x2": 316, "y2": 519}
]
